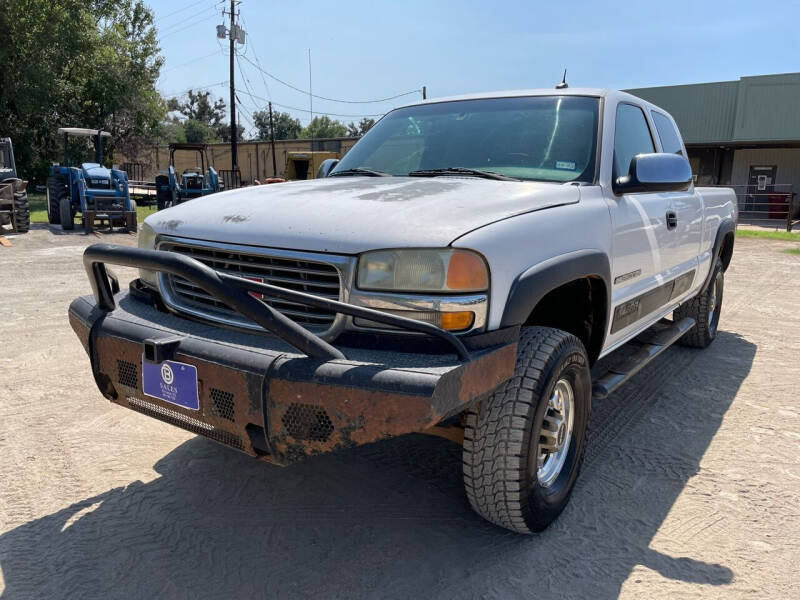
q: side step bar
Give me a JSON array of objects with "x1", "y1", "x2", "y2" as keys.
[{"x1": 592, "y1": 317, "x2": 696, "y2": 400}]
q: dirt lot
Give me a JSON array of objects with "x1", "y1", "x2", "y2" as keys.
[{"x1": 0, "y1": 225, "x2": 798, "y2": 599}]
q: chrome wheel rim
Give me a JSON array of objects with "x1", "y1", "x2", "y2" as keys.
[{"x1": 536, "y1": 378, "x2": 575, "y2": 488}]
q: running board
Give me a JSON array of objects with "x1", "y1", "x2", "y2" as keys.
[{"x1": 592, "y1": 317, "x2": 696, "y2": 400}]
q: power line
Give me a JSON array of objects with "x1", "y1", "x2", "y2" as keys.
[
  {"x1": 238, "y1": 54, "x2": 420, "y2": 104},
  {"x1": 161, "y1": 80, "x2": 228, "y2": 98},
  {"x1": 162, "y1": 50, "x2": 223, "y2": 73},
  {"x1": 236, "y1": 89, "x2": 384, "y2": 118},
  {"x1": 159, "y1": 12, "x2": 219, "y2": 39},
  {"x1": 156, "y1": 0, "x2": 214, "y2": 22}
]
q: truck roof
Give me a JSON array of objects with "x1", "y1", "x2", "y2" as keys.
[{"x1": 397, "y1": 88, "x2": 647, "y2": 110}]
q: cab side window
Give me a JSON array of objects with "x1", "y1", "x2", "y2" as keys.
[
  {"x1": 613, "y1": 103, "x2": 655, "y2": 178},
  {"x1": 651, "y1": 111, "x2": 684, "y2": 155}
]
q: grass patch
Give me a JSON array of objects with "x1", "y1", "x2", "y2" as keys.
[
  {"x1": 28, "y1": 192, "x2": 157, "y2": 225},
  {"x1": 783, "y1": 247, "x2": 800, "y2": 255},
  {"x1": 736, "y1": 229, "x2": 800, "y2": 242}
]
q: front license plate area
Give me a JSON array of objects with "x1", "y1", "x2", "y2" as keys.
[{"x1": 142, "y1": 356, "x2": 200, "y2": 410}]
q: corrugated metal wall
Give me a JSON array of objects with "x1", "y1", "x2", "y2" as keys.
[
  {"x1": 733, "y1": 74, "x2": 800, "y2": 142},
  {"x1": 626, "y1": 81, "x2": 739, "y2": 144}
]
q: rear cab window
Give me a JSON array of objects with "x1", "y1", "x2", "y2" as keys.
[{"x1": 651, "y1": 111, "x2": 684, "y2": 155}]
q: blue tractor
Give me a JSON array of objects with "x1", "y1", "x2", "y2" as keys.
[
  {"x1": 45, "y1": 128, "x2": 137, "y2": 232},
  {"x1": 155, "y1": 143, "x2": 221, "y2": 210}
]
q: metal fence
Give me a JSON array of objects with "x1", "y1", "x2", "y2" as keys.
[
  {"x1": 705, "y1": 184, "x2": 798, "y2": 231},
  {"x1": 219, "y1": 169, "x2": 242, "y2": 190}
]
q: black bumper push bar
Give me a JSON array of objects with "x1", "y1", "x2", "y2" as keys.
[{"x1": 83, "y1": 244, "x2": 471, "y2": 361}]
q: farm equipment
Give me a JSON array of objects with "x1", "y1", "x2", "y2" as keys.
[
  {"x1": 0, "y1": 138, "x2": 30, "y2": 234},
  {"x1": 45, "y1": 128, "x2": 137, "y2": 233},
  {"x1": 155, "y1": 143, "x2": 220, "y2": 210}
]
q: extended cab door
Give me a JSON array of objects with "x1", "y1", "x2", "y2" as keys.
[
  {"x1": 605, "y1": 102, "x2": 675, "y2": 347},
  {"x1": 650, "y1": 110, "x2": 703, "y2": 275}
]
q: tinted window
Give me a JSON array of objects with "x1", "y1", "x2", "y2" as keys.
[
  {"x1": 334, "y1": 96, "x2": 600, "y2": 183},
  {"x1": 613, "y1": 103, "x2": 655, "y2": 177},
  {"x1": 651, "y1": 111, "x2": 684, "y2": 155}
]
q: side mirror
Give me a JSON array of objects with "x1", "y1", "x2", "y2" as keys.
[
  {"x1": 317, "y1": 158, "x2": 339, "y2": 179},
  {"x1": 614, "y1": 153, "x2": 692, "y2": 195}
]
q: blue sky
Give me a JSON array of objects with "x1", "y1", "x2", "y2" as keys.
[{"x1": 152, "y1": 0, "x2": 800, "y2": 133}]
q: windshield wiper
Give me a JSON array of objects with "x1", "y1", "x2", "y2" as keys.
[
  {"x1": 408, "y1": 167, "x2": 519, "y2": 181},
  {"x1": 329, "y1": 167, "x2": 391, "y2": 177}
]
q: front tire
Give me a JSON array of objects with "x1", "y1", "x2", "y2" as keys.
[
  {"x1": 463, "y1": 327, "x2": 591, "y2": 533},
  {"x1": 60, "y1": 196, "x2": 74, "y2": 230},
  {"x1": 674, "y1": 258, "x2": 724, "y2": 348},
  {"x1": 13, "y1": 192, "x2": 30, "y2": 233}
]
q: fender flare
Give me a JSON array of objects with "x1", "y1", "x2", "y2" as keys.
[
  {"x1": 701, "y1": 217, "x2": 735, "y2": 291},
  {"x1": 500, "y1": 249, "x2": 611, "y2": 330}
]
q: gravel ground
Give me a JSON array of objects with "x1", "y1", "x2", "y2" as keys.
[{"x1": 0, "y1": 225, "x2": 798, "y2": 599}]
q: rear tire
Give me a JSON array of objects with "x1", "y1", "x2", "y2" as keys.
[
  {"x1": 60, "y1": 196, "x2": 74, "y2": 230},
  {"x1": 675, "y1": 258, "x2": 724, "y2": 348},
  {"x1": 463, "y1": 326, "x2": 591, "y2": 533},
  {"x1": 13, "y1": 192, "x2": 30, "y2": 233},
  {"x1": 46, "y1": 176, "x2": 65, "y2": 225}
]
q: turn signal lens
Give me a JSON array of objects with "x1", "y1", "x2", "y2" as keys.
[
  {"x1": 440, "y1": 311, "x2": 475, "y2": 331},
  {"x1": 447, "y1": 250, "x2": 489, "y2": 291}
]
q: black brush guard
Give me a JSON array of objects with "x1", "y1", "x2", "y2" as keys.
[{"x1": 70, "y1": 244, "x2": 518, "y2": 465}]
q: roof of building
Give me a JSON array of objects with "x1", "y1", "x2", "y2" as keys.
[{"x1": 625, "y1": 72, "x2": 800, "y2": 145}]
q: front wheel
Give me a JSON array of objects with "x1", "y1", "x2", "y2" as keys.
[
  {"x1": 463, "y1": 326, "x2": 591, "y2": 533},
  {"x1": 60, "y1": 196, "x2": 74, "y2": 230},
  {"x1": 674, "y1": 258, "x2": 724, "y2": 348}
]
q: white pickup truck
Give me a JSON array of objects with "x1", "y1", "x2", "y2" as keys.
[{"x1": 70, "y1": 87, "x2": 736, "y2": 534}]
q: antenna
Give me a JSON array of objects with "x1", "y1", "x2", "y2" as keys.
[{"x1": 556, "y1": 69, "x2": 568, "y2": 89}]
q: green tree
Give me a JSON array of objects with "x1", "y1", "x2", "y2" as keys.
[
  {"x1": 183, "y1": 120, "x2": 219, "y2": 144},
  {"x1": 0, "y1": 0, "x2": 165, "y2": 180},
  {"x1": 168, "y1": 90, "x2": 226, "y2": 127},
  {"x1": 347, "y1": 117, "x2": 376, "y2": 137},
  {"x1": 301, "y1": 115, "x2": 348, "y2": 139},
  {"x1": 252, "y1": 109, "x2": 303, "y2": 140}
]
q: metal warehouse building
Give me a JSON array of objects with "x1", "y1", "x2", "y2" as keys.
[{"x1": 626, "y1": 72, "x2": 800, "y2": 227}]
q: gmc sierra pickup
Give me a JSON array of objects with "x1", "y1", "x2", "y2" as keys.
[{"x1": 69, "y1": 87, "x2": 736, "y2": 533}]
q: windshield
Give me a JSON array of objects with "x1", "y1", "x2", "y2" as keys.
[{"x1": 332, "y1": 95, "x2": 600, "y2": 183}]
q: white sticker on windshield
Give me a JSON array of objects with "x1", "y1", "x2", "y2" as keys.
[{"x1": 555, "y1": 161, "x2": 576, "y2": 170}]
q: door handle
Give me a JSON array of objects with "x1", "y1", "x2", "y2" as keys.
[{"x1": 666, "y1": 211, "x2": 678, "y2": 230}]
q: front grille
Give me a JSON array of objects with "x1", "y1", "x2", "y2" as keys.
[{"x1": 161, "y1": 242, "x2": 342, "y2": 331}]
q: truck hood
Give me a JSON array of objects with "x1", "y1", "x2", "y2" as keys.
[{"x1": 146, "y1": 176, "x2": 579, "y2": 254}]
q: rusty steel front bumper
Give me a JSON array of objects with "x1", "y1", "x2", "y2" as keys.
[{"x1": 69, "y1": 245, "x2": 518, "y2": 465}]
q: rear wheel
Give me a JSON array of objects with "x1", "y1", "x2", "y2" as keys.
[
  {"x1": 13, "y1": 192, "x2": 30, "y2": 233},
  {"x1": 463, "y1": 326, "x2": 591, "y2": 533},
  {"x1": 675, "y1": 258, "x2": 724, "y2": 348},
  {"x1": 60, "y1": 196, "x2": 74, "y2": 230},
  {"x1": 46, "y1": 176, "x2": 65, "y2": 225}
]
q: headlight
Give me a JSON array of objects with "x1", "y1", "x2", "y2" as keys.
[
  {"x1": 138, "y1": 222, "x2": 158, "y2": 288},
  {"x1": 357, "y1": 249, "x2": 488, "y2": 292}
]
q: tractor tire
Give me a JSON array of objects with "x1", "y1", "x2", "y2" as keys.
[
  {"x1": 674, "y1": 258, "x2": 724, "y2": 348},
  {"x1": 463, "y1": 326, "x2": 591, "y2": 534},
  {"x1": 128, "y1": 200, "x2": 138, "y2": 233},
  {"x1": 46, "y1": 176, "x2": 65, "y2": 225},
  {"x1": 60, "y1": 196, "x2": 74, "y2": 230},
  {"x1": 13, "y1": 192, "x2": 30, "y2": 233}
]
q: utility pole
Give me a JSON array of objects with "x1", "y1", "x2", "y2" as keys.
[
  {"x1": 228, "y1": 0, "x2": 238, "y2": 180},
  {"x1": 218, "y1": 1, "x2": 245, "y2": 184},
  {"x1": 268, "y1": 101, "x2": 277, "y2": 176}
]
